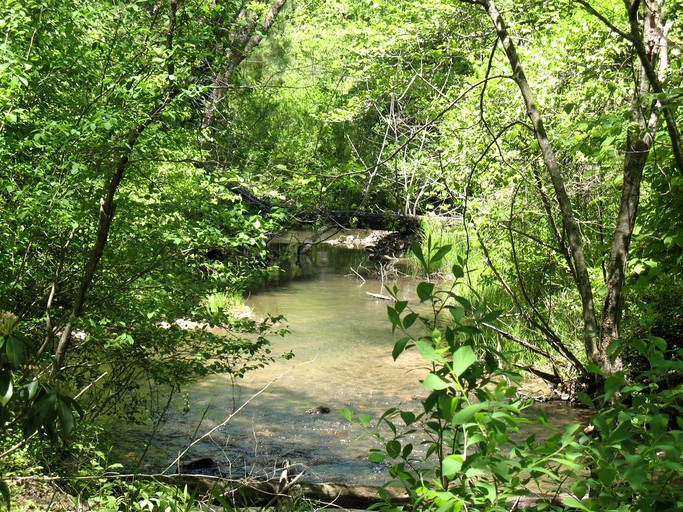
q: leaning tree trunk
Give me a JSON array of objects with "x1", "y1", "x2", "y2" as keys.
[
  {"x1": 51, "y1": 98, "x2": 175, "y2": 378},
  {"x1": 478, "y1": 0, "x2": 601, "y2": 373},
  {"x1": 475, "y1": 0, "x2": 668, "y2": 379},
  {"x1": 599, "y1": 0, "x2": 668, "y2": 374}
]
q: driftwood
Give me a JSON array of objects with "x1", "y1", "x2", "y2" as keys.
[
  {"x1": 9, "y1": 473, "x2": 573, "y2": 510},
  {"x1": 366, "y1": 292, "x2": 396, "y2": 302},
  {"x1": 121, "y1": 474, "x2": 409, "y2": 508},
  {"x1": 130, "y1": 474, "x2": 571, "y2": 510}
]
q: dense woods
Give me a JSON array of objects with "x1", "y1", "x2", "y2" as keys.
[{"x1": 1, "y1": 0, "x2": 682, "y2": 510}]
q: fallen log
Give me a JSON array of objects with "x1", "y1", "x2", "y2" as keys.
[
  {"x1": 136, "y1": 474, "x2": 572, "y2": 510},
  {"x1": 9, "y1": 473, "x2": 575, "y2": 510},
  {"x1": 146, "y1": 474, "x2": 410, "y2": 507}
]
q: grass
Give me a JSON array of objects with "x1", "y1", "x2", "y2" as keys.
[{"x1": 406, "y1": 217, "x2": 587, "y2": 372}]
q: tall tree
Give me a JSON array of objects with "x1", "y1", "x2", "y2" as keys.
[{"x1": 463, "y1": 0, "x2": 677, "y2": 379}]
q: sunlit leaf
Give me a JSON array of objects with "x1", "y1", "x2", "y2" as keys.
[
  {"x1": 452, "y1": 345, "x2": 477, "y2": 377},
  {"x1": 422, "y1": 373, "x2": 451, "y2": 390}
]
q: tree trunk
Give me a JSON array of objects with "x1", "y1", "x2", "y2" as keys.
[
  {"x1": 202, "y1": 0, "x2": 288, "y2": 128},
  {"x1": 475, "y1": 0, "x2": 671, "y2": 380},
  {"x1": 51, "y1": 98, "x2": 174, "y2": 378},
  {"x1": 480, "y1": 0, "x2": 601, "y2": 373},
  {"x1": 599, "y1": 0, "x2": 666, "y2": 374}
]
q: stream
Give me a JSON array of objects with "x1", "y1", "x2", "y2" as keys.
[{"x1": 119, "y1": 235, "x2": 585, "y2": 484}]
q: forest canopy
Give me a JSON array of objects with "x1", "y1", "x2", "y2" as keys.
[{"x1": 1, "y1": 0, "x2": 682, "y2": 509}]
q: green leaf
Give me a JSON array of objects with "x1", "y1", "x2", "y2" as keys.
[
  {"x1": 56, "y1": 395, "x2": 77, "y2": 436},
  {"x1": 442, "y1": 454, "x2": 463, "y2": 477},
  {"x1": 411, "y1": 241, "x2": 427, "y2": 269},
  {"x1": 597, "y1": 467, "x2": 616, "y2": 486},
  {"x1": 476, "y1": 481, "x2": 497, "y2": 503},
  {"x1": 561, "y1": 497, "x2": 591, "y2": 511},
  {"x1": 400, "y1": 411, "x2": 416, "y2": 425},
  {"x1": 368, "y1": 450, "x2": 385, "y2": 463},
  {"x1": 387, "y1": 306, "x2": 401, "y2": 330},
  {"x1": 24, "y1": 393, "x2": 58, "y2": 436},
  {"x1": 340, "y1": 407, "x2": 354, "y2": 422},
  {"x1": 402, "y1": 312, "x2": 419, "y2": 329},
  {"x1": 416, "y1": 340, "x2": 445, "y2": 363},
  {"x1": 357, "y1": 413, "x2": 373, "y2": 428},
  {"x1": 0, "y1": 370, "x2": 13, "y2": 406},
  {"x1": 430, "y1": 244, "x2": 452, "y2": 264},
  {"x1": 451, "y1": 402, "x2": 489, "y2": 425},
  {"x1": 452, "y1": 264, "x2": 465, "y2": 278},
  {"x1": 576, "y1": 392, "x2": 595, "y2": 409},
  {"x1": 19, "y1": 380, "x2": 39, "y2": 401},
  {"x1": 417, "y1": 282, "x2": 435, "y2": 302},
  {"x1": 423, "y1": 373, "x2": 452, "y2": 390},
  {"x1": 386, "y1": 440, "x2": 401, "y2": 458},
  {"x1": 452, "y1": 345, "x2": 477, "y2": 377},
  {"x1": 449, "y1": 306, "x2": 465, "y2": 322},
  {"x1": 6, "y1": 335, "x2": 27, "y2": 368},
  {"x1": 649, "y1": 413, "x2": 669, "y2": 438},
  {"x1": 392, "y1": 337, "x2": 411, "y2": 360},
  {"x1": 603, "y1": 374, "x2": 624, "y2": 402}
]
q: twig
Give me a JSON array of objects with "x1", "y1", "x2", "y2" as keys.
[
  {"x1": 163, "y1": 355, "x2": 319, "y2": 474},
  {"x1": 349, "y1": 266, "x2": 366, "y2": 283}
]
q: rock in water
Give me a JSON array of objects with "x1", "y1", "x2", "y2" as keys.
[{"x1": 305, "y1": 406, "x2": 331, "y2": 414}]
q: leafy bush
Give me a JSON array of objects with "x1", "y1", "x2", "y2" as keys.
[
  {"x1": 346, "y1": 242, "x2": 683, "y2": 511},
  {"x1": 573, "y1": 337, "x2": 683, "y2": 511},
  {"x1": 344, "y1": 244, "x2": 582, "y2": 511}
]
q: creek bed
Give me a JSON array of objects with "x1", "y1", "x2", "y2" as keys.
[{"x1": 115, "y1": 239, "x2": 586, "y2": 484}]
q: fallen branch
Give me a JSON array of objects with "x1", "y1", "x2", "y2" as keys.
[
  {"x1": 8, "y1": 473, "x2": 572, "y2": 510},
  {"x1": 366, "y1": 292, "x2": 396, "y2": 302},
  {"x1": 164, "y1": 355, "x2": 319, "y2": 474}
]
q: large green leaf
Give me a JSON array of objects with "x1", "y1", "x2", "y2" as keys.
[
  {"x1": 5, "y1": 335, "x2": 27, "y2": 368},
  {"x1": 417, "y1": 282, "x2": 435, "y2": 302},
  {"x1": 422, "y1": 373, "x2": 452, "y2": 390},
  {"x1": 411, "y1": 240, "x2": 427, "y2": 269},
  {"x1": 451, "y1": 402, "x2": 489, "y2": 425},
  {"x1": 416, "y1": 340, "x2": 445, "y2": 363},
  {"x1": 24, "y1": 393, "x2": 58, "y2": 436},
  {"x1": 0, "y1": 370, "x2": 13, "y2": 406},
  {"x1": 429, "y1": 244, "x2": 452, "y2": 264},
  {"x1": 452, "y1": 345, "x2": 477, "y2": 377},
  {"x1": 392, "y1": 336, "x2": 411, "y2": 360}
]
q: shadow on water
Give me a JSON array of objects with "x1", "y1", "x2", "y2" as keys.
[{"x1": 115, "y1": 236, "x2": 589, "y2": 484}]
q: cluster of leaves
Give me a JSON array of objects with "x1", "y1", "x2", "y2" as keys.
[
  {"x1": 346, "y1": 243, "x2": 683, "y2": 511},
  {"x1": 0, "y1": 314, "x2": 81, "y2": 510},
  {"x1": 573, "y1": 337, "x2": 683, "y2": 511},
  {"x1": 1, "y1": 0, "x2": 292, "y2": 504},
  {"x1": 345, "y1": 244, "x2": 581, "y2": 511}
]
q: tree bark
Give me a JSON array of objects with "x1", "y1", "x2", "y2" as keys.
[
  {"x1": 51, "y1": 105, "x2": 170, "y2": 378},
  {"x1": 473, "y1": 0, "x2": 670, "y2": 379},
  {"x1": 202, "y1": 0, "x2": 288, "y2": 127},
  {"x1": 577, "y1": 0, "x2": 683, "y2": 175},
  {"x1": 599, "y1": 0, "x2": 666, "y2": 373},
  {"x1": 480, "y1": 0, "x2": 601, "y2": 372}
]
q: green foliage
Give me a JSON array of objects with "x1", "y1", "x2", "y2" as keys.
[
  {"x1": 86, "y1": 480, "x2": 198, "y2": 512},
  {"x1": 346, "y1": 246, "x2": 683, "y2": 511},
  {"x1": 346, "y1": 247, "x2": 581, "y2": 511},
  {"x1": 0, "y1": 0, "x2": 291, "y2": 505},
  {"x1": 573, "y1": 339, "x2": 683, "y2": 511},
  {"x1": 0, "y1": 315, "x2": 81, "y2": 509}
]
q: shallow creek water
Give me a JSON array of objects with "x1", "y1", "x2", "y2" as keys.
[{"x1": 119, "y1": 240, "x2": 585, "y2": 484}]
